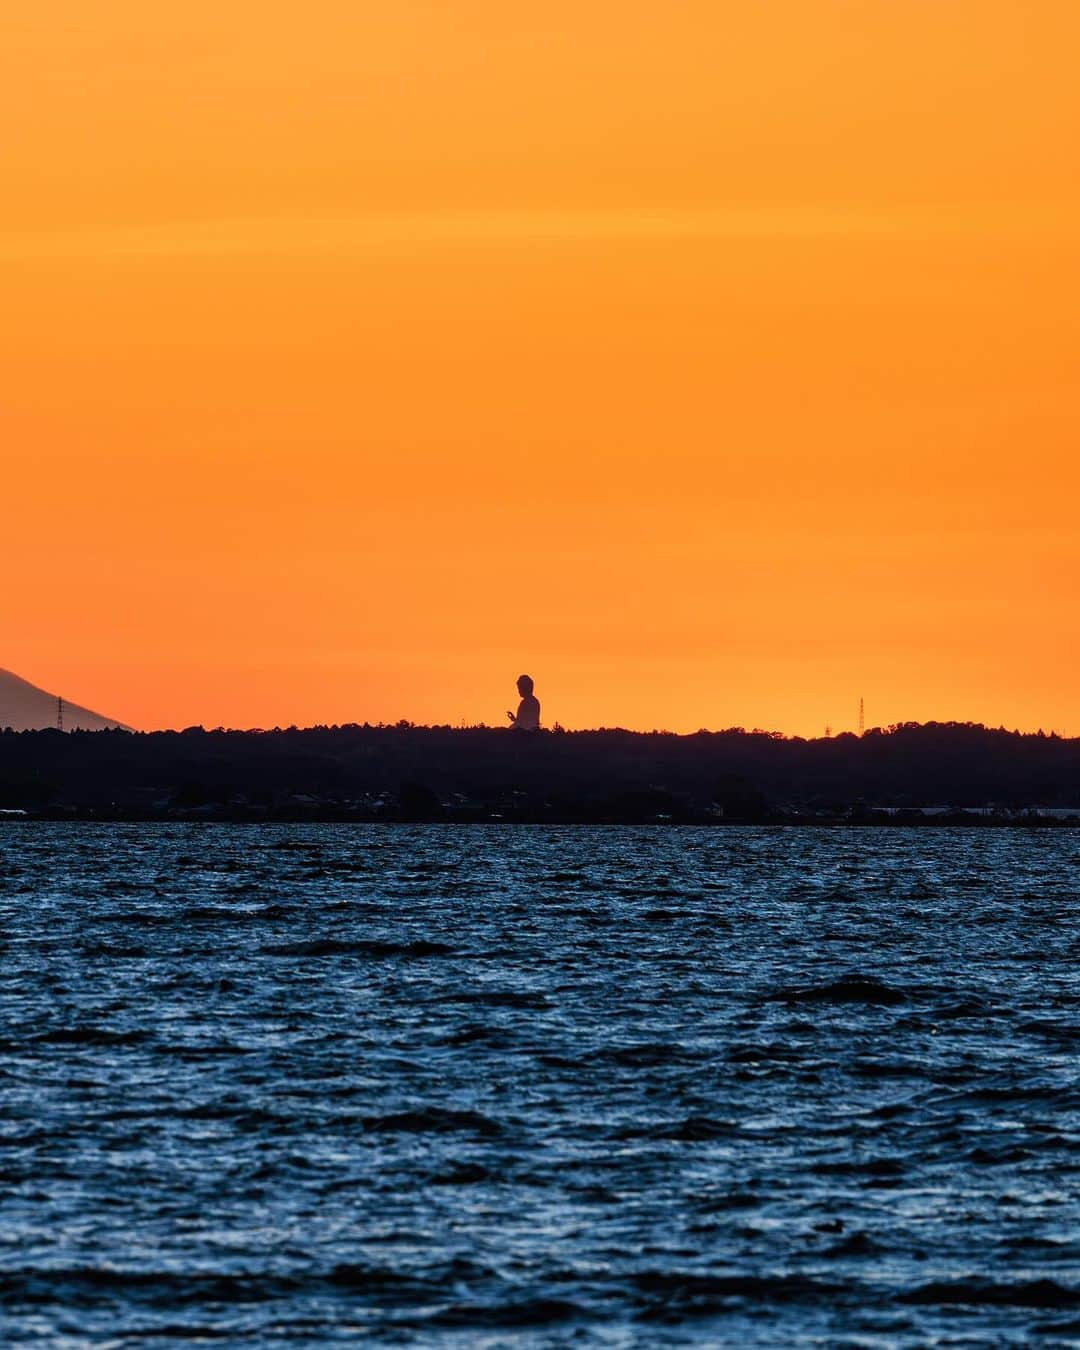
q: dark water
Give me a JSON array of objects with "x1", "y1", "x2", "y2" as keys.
[{"x1": 1, "y1": 826, "x2": 1078, "y2": 1347}]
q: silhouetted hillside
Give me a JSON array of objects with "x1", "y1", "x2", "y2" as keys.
[
  {"x1": 0, "y1": 669, "x2": 129, "y2": 733},
  {"x1": 1, "y1": 722, "x2": 1078, "y2": 822}
]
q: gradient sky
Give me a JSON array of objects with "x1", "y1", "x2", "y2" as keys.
[{"x1": 4, "y1": 2, "x2": 1079, "y2": 735}]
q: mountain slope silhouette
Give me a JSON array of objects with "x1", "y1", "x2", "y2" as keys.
[{"x1": 0, "y1": 669, "x2": 129, "y2": 732}]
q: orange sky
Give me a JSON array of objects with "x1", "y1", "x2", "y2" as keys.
[{"x1": 4, "y1": 2, "x2": 1079, "y2": 735}]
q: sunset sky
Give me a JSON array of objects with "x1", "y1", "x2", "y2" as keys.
[{"x1": 4, "y1": 2, "x2": 1079, "y2": 735}]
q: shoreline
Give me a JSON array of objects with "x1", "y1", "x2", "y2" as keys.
[{"x1": 3, "y1": 811, "x2": 1077, "y2": 828}]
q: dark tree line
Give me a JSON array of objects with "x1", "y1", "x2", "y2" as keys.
[{"x1": 0, "y1": 721, "x2": 1078, "y2": 821}]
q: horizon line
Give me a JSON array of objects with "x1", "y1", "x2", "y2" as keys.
[{"x1": 12, "y1": 719, "x2": 1077, "y2": 744}]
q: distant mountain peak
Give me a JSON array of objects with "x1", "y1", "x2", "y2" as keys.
[{"x1": 0, "y1": 668, "x2": 130, "y2": 732}]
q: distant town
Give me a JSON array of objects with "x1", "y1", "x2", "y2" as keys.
[{"x1": 1, "y1": 720, "x2": 1078, "y2": 826}]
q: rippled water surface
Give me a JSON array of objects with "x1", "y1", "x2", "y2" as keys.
[{"x1": 1, "y1": 825, "x2": 1078, "y2": 1347}]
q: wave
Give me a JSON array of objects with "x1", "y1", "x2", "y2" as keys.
[
  {"x1": 328, "y1": 1256, "x2": 494, "y2": 1296},
  {"x1": 773, "y1": 975, "x2": 907, "y2": 1006},
  {"x1": 362, "y1": 1107, "x2": 504, "y2": 1137},
  {"x1": 812, "y1": 1157, "x2": 906, "y2": 1178},
  {"x1": 79, "y1": 944, "x2": 150, "y2": 959},
  {"x1": 617, "y1": 1116, "x2": 739, "y2": 1142},
  {"x1": 727, "y1": 1042, "x2": 805, "y2": 1064},
  {"x1": 37, "y1": 1027, "x2": 149, "y2": 1047},
  {"x1": 630, "y1": 1270, "x2": 846, "y2": 1305},
  {"x1": 593, "y1": 1041, "x2": 689, "y2": 1067},
  {"x1": 822, "y1": 1231, "x2": 885, "y2": 1258},
  {"x1": 693, "y1": 1191, "x2": 762, "y2": 1212},
  {"x1": 447, "y1": 990, "x2": 549, "y2": 1008},
  {"x1": 899, "y1": 1278, "x2": 1079, "y2": 1308},
  {"x1": 425, "y1": 1297, "x2": 589, "y2": 1328},
  {"x1": 0, "y1": 1268, "x2": 299, "y2": 1306},
  {"x1": 430, "y1": 1161, "x2": 494, "y2": 1185},
  {"x1": 258, "y1": 939, "x2": 453, "y2": 958},
  {"x1": 180, "y1": 904, "x2": 295, "y2": 922}
]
